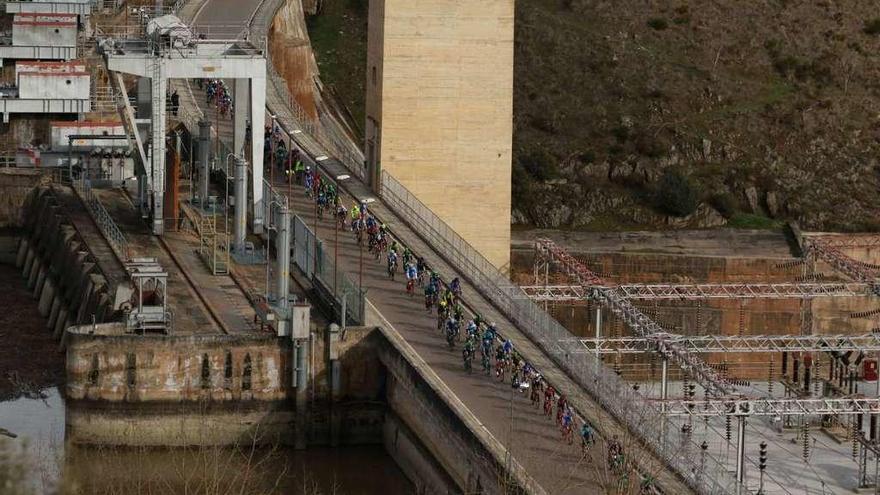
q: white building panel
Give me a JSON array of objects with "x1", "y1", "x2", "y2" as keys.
[
  {"x1": 17, "y1": 72, "x2": 89, "y2": 99},
  {"x1": 12, "y1": 13, "x2": 78, "y2": 47},
  {"x1": 51, "y1": 121, "x2": 126, "y2": 148}
]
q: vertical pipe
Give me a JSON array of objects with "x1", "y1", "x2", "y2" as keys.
[
  {"x1": 793, "y1": 356, "x2": 800, "y2": 385},
  {"x1": 804, "y1": 355, "x2": 811, "y2": 393},
  {"x1": 276, "y1": 203, "x2": 290, "y2": 310},
  {"x1": 198, "y1": 120, "x2": 210, "y2": 205},
  {"x1": 735, "y1": 416, "x2": 746, "y2": 495},
  {"x1": 233, "y1": 157, "x2": 247, "y2": 252},
  {"x1": 782, "y1": 351, "x2": 788, "y2": 378},
  {"x1": 595, "y1": 307, "x2": 602, "y2": 372}
]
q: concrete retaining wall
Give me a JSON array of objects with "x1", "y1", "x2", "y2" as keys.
[{"x1": 368, "y1": 302, "x2": 543, "y2": 495}]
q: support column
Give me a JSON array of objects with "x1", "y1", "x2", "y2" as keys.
[
  {"x1": 233, "y1": 157, "x2": 248, "y2": 253},
  {"x1": 250, "y1": 76, "x2": 266, "y2": 234},
  {"x1": 149, "y1": 69, "x2": 168, "y2": 235},
  {"x1": 276, "y1": 203, "x2": 291, "y2": 310},
  {"x1": 735, "y1": 416, "x2": 747, "y2": 494},
  {"x1": 290, "y1": 304, "x2": 310, "y2": 450},
  {"x1": 198, "y1": 120, "x2": 211, "y2": 205},
  {"x1": 594, "y1": 307, "x2": 602, "y2": 371},
  {"x1": 234, "y1": 78, "x2": 250, "y2": 158}
]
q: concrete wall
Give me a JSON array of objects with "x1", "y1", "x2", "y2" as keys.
[
  {"x1": 66, "y1": 325, "x2": 292, "y2": 402},
  {"x1": 367, "y1": 301, "x2": 541, "y2": 494},
  {"x1": 12, "y1": 14, "x2": 78, "y2": 47},
  {"x1": 366, "y1": 0, "x2": 514, "y2": 271},
  {"x1": 18, "y1": 73, "x2": 89, "y2": 99}
]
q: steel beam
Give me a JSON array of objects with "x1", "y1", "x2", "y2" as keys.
[
  {"x1": 812, "y1": 235, "x2": 880, "y2": 249},
  {"x1": 654, "y1": 397, "x2": 880, "y2": 417},
  {"x1": 536, "y1": 238, "x2": 734, "y2": 395},
  {"x1": 520, "y1": 282, "x2": 871, "y2": 302},
  {"x1": 574, "y1": 333, "x2": 880, "y2": 354},
  {"x1": 804, "y1": 238, "x2": 880, "y2": 284}
]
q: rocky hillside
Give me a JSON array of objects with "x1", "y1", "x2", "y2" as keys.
[{"x1": 308, "y1": 0, "x2": 880, "y2": 232}]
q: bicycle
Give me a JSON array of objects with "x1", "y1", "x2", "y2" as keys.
[
  {"x1": 462, "y1": 348, "x2": 473, "y2": 373},
  {"x1": 406, "y1": 278, "x2": 416, "y2": 297}
]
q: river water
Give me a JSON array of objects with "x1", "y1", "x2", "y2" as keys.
[{"x1": 0, "y1": 264, "x2": 413, "y2": 495}]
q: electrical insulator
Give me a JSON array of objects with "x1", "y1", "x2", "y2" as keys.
[
  {"x1": 759, "y1": 441, "x2": 767, "y2": 470},
  {"x1": 726, "y1": 415, "x2": 732, "y2": 442}
]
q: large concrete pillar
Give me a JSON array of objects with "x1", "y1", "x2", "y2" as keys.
[
  {"x1": 250, "y1": 76, "x2": 266, "y2": 234},
  {"x1": 276, "y1": 204, "x2": 291, "y2": 309},
  {"x1": 233, "y1": 78, "x2": 250, "y2": 158},
  {"x1": 198, "y1": 120, "x2": 211, "y2": 205},
  {"x1": 233, "y1": 157, "x2": 248, "y2": 253}
]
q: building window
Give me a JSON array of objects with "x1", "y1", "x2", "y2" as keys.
[
  {"x1": 242, "y1": 354, "x2": 252, "y2": 391},
  {"x1": 200, "y1": 353, "x2": 211, "y2": 389},
  {"x1": 224, "y1": 351, "x2": 233, "y2": 390},
  {"x1": 125, "y1": 353, "x2": 136, "y2": 388},
  {"x1": 88, "y1": 354, "x2": 100, "y2": 386}
]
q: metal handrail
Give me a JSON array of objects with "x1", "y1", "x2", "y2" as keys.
[
  {"x1": 265, "y1": 61, "x2": 367, "y2": 182},
  {"x1": 73, "y1": 179, "x2": 130, "y2": 262}
]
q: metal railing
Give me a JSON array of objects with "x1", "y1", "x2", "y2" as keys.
[
  {"x1": 73, "y1": 179, "x2": 130, "y2": 262},
  {"x1": 266, "y1": 60, "x2": 367, "y2": 182},
  {"x1": 379, "y1": 171, "x2": 743, "y2": 495}
]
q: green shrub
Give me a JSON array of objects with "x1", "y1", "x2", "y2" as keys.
[
  {"x1": 727, "y1": 213, "x2": 782, "y2": 230},
  {"x1": 647, "y1": 17, "x2": 669, "y2": 30},
  {"x1": 655, "y1": 170, "x2": 699, "y2": 217},
  {"x1": 864, "y1": 18, "x2": 880, "y2": 35},
  {"x1": 519, "y1": 149, "x2": 560, "y2": 181}
]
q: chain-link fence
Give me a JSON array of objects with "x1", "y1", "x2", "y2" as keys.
[{"x1": 380, "y1": 171, "x2": 743, "y2": 495}]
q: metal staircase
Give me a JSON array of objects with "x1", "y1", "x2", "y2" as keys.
[{"x1": 194, "y1": 210, "x2": 229, "y2": 275}]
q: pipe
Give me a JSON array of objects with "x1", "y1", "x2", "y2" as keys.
[
  {"x1": 198, "y1": 120, "x2": 210, "y2": 205},
  {"x1": 233, "y1": 157, "x2": 247, "y2": 253},
  {"x1": 276, "y1": 203, "x2": 290, "y2": 310}
]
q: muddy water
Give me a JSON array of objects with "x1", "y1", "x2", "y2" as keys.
[{"x1": 0, "y1": 265, "x2": 413, "y2": 495}]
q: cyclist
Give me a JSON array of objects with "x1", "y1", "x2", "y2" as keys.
[
  {"x1": 445, "y1": 316, "x2": 458, "y2": 348},
  {"x1": 424, "y1": 282, "x2": 437, "y2": 312},
  {"x1": 580, "y1": 422, "x2": 595, "y2": 451},
  {"x1": 402, "y1": 247, "x2": 413, "y2": 267},
  {"x1": 387, "y1": 249, "x2": 398, "y2": 280},
  {"x1": 416, "y1": 257, "x2": 427, "y2": 286},
  {"x1": 304, "y1": 167, "x2": 314, "y2": 196},
  {"x1": 561, "y1": 407, "x2": 574, "y2": 444},
  {"x1": 450, "y1": 277, "x2": 462, "y2": 297},
  {"x1": 480, "y1": 348, "x2": 492, "y2": 376},
  {"x1": 543, "y1": 385, "x2": 556, "y2": 417},
  {"x1": 405, "y1": 262, "x2": 418, "y2": 295},
  {"x1": 466, "y1": 320, "x2": 478, "y2": 340},
  {"x1": 462, "y1": 336, "x2": 475, "y2": 373}
]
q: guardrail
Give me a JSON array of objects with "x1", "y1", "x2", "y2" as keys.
[
  {"x1": 266, "y1": 61, "x2": 367, "y2": 183},
  {"x1": 379, "y1": 171, "x2": 743, "y2": 495},
  {"x1": 73, "y1": 179, "x2": 130, "y2": 262}
]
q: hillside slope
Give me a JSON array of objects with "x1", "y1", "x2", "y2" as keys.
[{"x1": 308, "y1": 0, "x2": 880, "y2": 232}]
